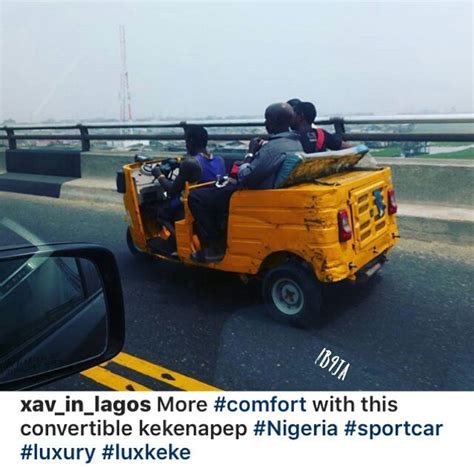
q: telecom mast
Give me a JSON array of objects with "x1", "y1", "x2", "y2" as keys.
[{"x1": 119, "y1": 25, "x2": 132, "y2": 122}]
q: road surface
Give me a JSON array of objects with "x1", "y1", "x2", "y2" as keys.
[{"x1": 1, "y1": 192, "x2": 473, "y2": 391}]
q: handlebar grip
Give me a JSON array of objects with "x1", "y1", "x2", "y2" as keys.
[{"x1": 151, "y1": 166, "x2": 162, "y2": 178}]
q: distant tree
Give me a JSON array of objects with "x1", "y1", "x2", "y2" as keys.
[{"x1": 2, "y1": 118, "x2": 16, "y2": 125}]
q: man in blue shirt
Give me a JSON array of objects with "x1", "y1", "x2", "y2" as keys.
[
  {"x1": 153, "y1": 125, "x2": 225, "y2": 222},
  {"x1": 151, "y1": 125, "x2": 225, "y2": 255},
  {"x1": 155, "y1": 125, "x2": 225, "y2": 200}
]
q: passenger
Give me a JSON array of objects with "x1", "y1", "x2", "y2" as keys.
[
  {"x1": 189, "y1": 102, "x2": 303, "y2": 263},
  {"x1": 286, "y1": 97, "x2": 302, "y2": 108},
  {"x1": 288, "y1": 100, "x2": 351, "y2": 152},
  {"x1": 153, "y1": 125, "x2": 225, "y2": 224}
]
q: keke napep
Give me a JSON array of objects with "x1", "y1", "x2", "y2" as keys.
[{"x1": 121, "y1": 144, "x2": 398, "y2": 326}]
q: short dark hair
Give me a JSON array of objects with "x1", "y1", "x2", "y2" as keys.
[
  {"x1": 286, "y1": 98, "x2": 302, "y2": 108},
  {"x1": 184, "y1": 125, "x2": 208, "y2": 148},
  {"x1": 294, "y1": 101, "x2": 317, "y2": 123}
]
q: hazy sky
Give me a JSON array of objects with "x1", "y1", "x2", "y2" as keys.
[{"x1": 1, "y1": 1, "x2": 473, "y2": 122}]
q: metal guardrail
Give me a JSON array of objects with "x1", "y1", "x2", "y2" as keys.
[{"x1": 1, "y1": 114, "x2": 473, "y2": 151}]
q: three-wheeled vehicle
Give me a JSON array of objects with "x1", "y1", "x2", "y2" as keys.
[{"x1": 122, "y1": 145, "x2": 399, "y2": 325}]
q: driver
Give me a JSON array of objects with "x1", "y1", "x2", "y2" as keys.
[{"x1": 152, "y1": 125, "x2": 225, "y2": 224}]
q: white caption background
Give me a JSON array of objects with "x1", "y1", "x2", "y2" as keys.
[{"x1": 0, "y1": 391, "x2": 471, "y2": 467}]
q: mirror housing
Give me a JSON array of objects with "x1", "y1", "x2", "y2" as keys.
[{"x1": 0, "y1": 243, "x2": 125, "y2": 390}]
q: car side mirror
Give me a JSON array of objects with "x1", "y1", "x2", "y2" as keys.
[{"x1": 0, "y1": 244, "x2": 125, "y2": 390}]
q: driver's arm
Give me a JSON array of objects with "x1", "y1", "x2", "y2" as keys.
[{"x1": 157, "y1": 158, "x2": 201, "y2": 197}]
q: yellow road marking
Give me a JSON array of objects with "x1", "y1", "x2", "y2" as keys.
[
  {"x1": 112, "y1": 352, "x2": 221, "y2": 391},
  {"x1": 81, "y1": 366, "x2": 151, "y2": 391}
]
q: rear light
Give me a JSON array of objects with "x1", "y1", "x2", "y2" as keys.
[
  {"x1": 388, "y1": 189, "x2": 397, "y2": 215},
  {"x1": 337, "y1": 209, "x2": 352, "y2": 242}
]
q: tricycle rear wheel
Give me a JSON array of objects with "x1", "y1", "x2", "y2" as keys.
[{"x1": 262, "y1": 261, "x2": 322, "y2": 327}]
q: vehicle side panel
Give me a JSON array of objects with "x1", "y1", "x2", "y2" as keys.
[{"x1": 182, "y1": 167, "x2": 398, "y2": 281}]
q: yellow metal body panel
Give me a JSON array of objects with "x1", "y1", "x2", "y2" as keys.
[
  {"x1": 123, "y1": 160, "x2": 398, "y2": 283},
  {"x1": 123, "y1": 164, "x2": 148, "y2": 252}
]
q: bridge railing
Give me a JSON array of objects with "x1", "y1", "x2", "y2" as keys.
[{"x1": 1, "y1": 114, "x2": 473, "y2": 152}]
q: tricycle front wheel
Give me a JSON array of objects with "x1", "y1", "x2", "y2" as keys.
[{"x1": 126, "y1": 227, "x2": 147, "y2": 258}]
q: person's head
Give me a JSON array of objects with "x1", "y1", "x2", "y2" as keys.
[
  {"x1": 264, "y1": 102, "x2": 295, "y2": 134},
  {"x1": 184, "y1": 125, "x2": 208, "y2": 155},
  {"x1": 286, "y1": 98, "x2": 302, "y2": 109},
  {"x1": 291, "y1": 101, "x2": 317, "y2": 131},
  {"x1": 286, "y1": 98, "x2": 302, "y2": 128}
]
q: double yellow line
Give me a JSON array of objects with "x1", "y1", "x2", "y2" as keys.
[{"x1": 81, "y1": 352, "x2": 220, "y2": 392}]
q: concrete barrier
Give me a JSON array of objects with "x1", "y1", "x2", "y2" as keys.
[
  {"x1": 0, "y1": 149, "x2": 6, "y2": 174},
  {"x1": 80, "y1": 151, "x2": 135, "y2": 179},
  {"x1": 6, "y1": 149, "x2": 81, "y2": 177},
  {"x1": 382, "y1": 158, "x2": 473, "y2": 208}
]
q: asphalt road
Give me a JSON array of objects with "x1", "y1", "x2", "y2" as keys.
[{"x1": 1, "y1": 192, "x2": 473, "y2": 391}]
